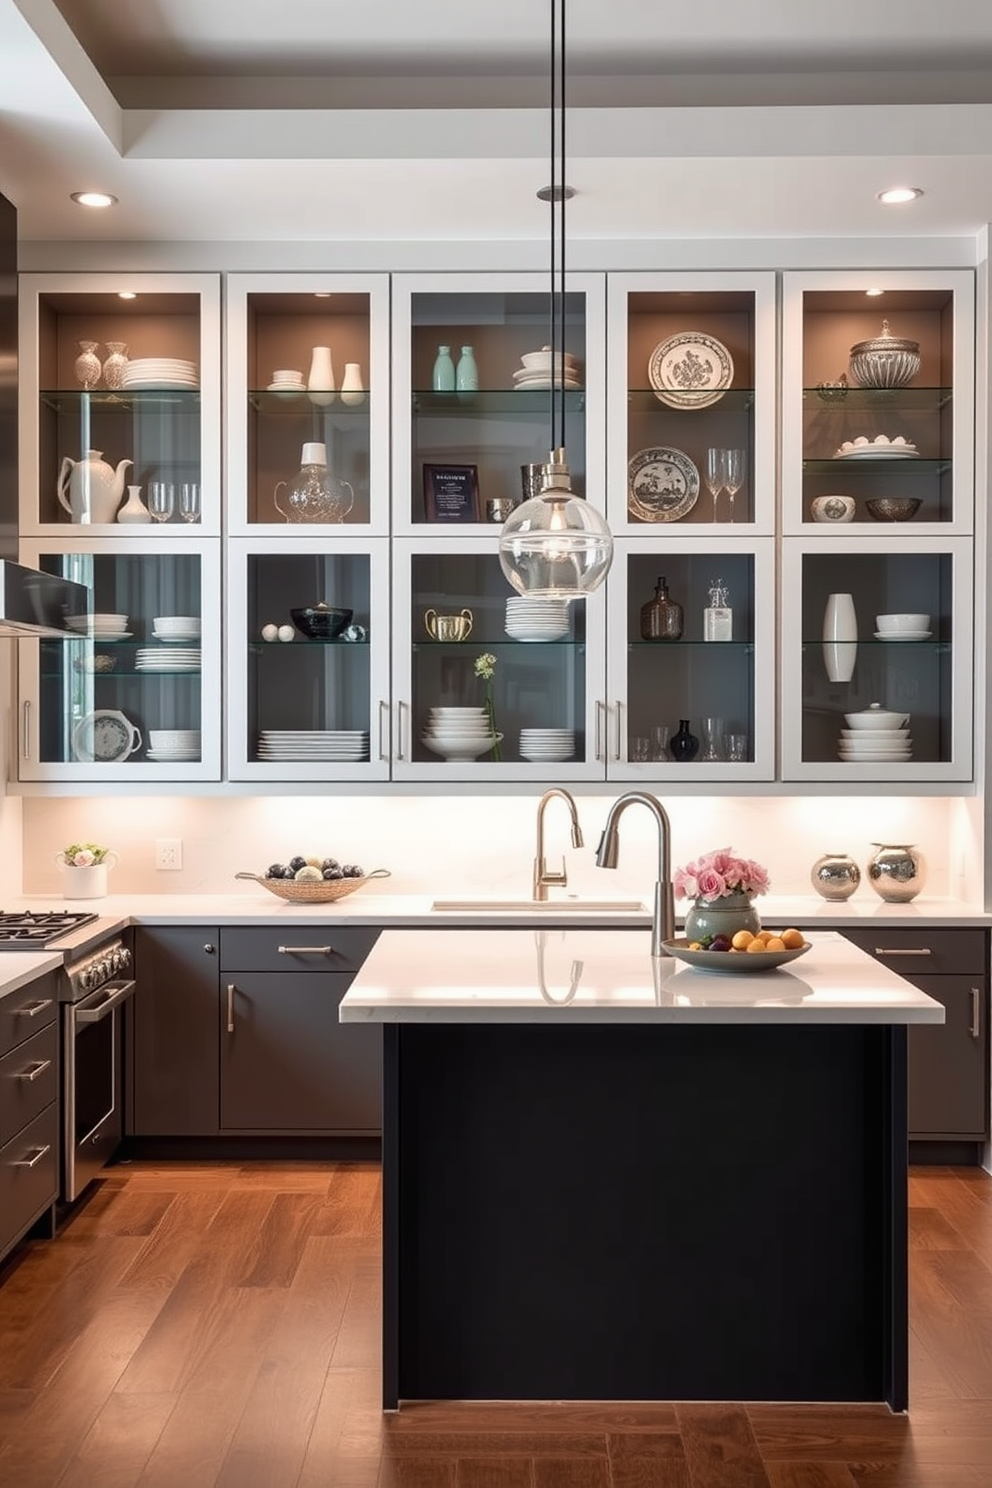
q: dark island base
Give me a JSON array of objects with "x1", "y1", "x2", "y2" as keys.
[{"x1": 383, "y1": 1021, "x2": 907, "y2": 1411}]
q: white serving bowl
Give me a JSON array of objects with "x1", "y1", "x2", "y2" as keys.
[
  {"x1": 843, "y1": 705, "x2": 911, "y2": 731},
  {"x1": 875, "y1": 613, "x2": 929, "y2": 632},
  {"x1": 153, "y1": 616, "x2": 201, "y2": 630}
]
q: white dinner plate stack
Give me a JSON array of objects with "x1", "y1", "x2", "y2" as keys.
[
  {"x1": 421, "y1": 707, "x2": 501, "y2": 762},
  {"x1": 838, "y1": 725, "x2": 912, "y2": 763},
  {"x1": 136, "y1": 647, "x2": 201, "y2": 672},
  {"x1": 505, "y1": 597, "x2": 570, "y2": 642},
  {"x1": 519, "y1": 727, "x2": 575, "y2": 762},
  {"x1": 153, "y1": 615, "x2": 202, "y2": 644},
  {"x1": 513, "y1": 348, "x2": 582, "y2": 390},
  {"x1": 257, "y1": 730, "x2": 369, "y2": 762},
  {"x1": 147, "y1": 729, "x2": 200, "y2": 761},
  {"x1": 66, "y1": 611, "x2": 131, "y2": 640},
  {"x1": 122, "y1": 358, "x2": 199, "y2": 390}
]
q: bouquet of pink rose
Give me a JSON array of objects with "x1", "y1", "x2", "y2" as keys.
[{"x1": 673, "y1": 847, "x2": 770, "y2": 902}]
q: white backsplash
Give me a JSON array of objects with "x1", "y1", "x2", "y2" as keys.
[{"x1": 14, "y1": 792, "x2": 983, "y2": 905}]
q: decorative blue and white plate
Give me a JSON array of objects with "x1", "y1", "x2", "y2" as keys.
[
  {"x1": 648, "y1": 332, "x2": 734, "y2": 409},
  {"x1": 627, "y1": 446, "x2": 700, "y2": 522}
]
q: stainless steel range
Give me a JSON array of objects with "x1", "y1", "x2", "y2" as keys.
[
  {"x1": 0, "y1": 909, "x2": 99, "y2": 948},
  {"x1": 59, "y1": 930, "x2": 135, "y2": 1203}
]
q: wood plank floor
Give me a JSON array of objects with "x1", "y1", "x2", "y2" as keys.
[{"x1": 0, "y1": 1162, "x2": 989, "y2": 1487}]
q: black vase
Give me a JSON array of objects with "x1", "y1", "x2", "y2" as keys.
[{"x1": 670, "y1": 719, "x2": 699, "y2": 763}]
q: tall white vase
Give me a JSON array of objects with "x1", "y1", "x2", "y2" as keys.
[
  {"x1": 307, "y1": 345, "x2": 336, "y2": 406},
  {"x1": 822, "y1": 592, "x2": 858, "y2": 682}
]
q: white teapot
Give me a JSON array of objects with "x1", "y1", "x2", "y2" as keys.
[{"x1": 57, "y1": 450, "x2": 133, "y2": 524}]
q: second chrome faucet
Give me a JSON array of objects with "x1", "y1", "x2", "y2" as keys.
[{"x1": 533, "y1": 788, "x2": 584, "y2": 901}]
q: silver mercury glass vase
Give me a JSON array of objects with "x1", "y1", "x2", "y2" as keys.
[
  {"x1": 810, "y1": 852, "x2": 861, "y2": 901},
  {"x1": 866, "y1": 843, "x2": 927, "y2": 903}
]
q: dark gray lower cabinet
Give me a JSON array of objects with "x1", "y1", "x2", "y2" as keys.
[
  {"x1": 130, "y1": 926, "x2": 220, "y2": 1136},
  {"x1": 219, "y1": 927, "x2": 381, "y2": 1135},
  {"x1": 0, "y1": 972, "x2": 59, "y2": 1264},
  {"x1": 841, "y1": 928, "x2": 989, "y2": 1152}
]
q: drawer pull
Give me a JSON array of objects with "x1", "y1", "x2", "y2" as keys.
[
  {"x1": 278, "y1": 945, "x2": 332, "y2": 955},
  {"x1": 16, "y1": 998, "x2": 54, "y2": 1018},
  {"x1": 873, "y1": 947, "x2": 932, "y2": 957},
  {"x1": 13, "y1": 1144, "x2": 51, "y2": 1169},
  {"x1": 19, "y1": 1059, "x2": 52, "y2": 1082},
  {"x1": 970, "y1": 987, "x2": 981, "y2": 1040},
  {"x1": 227, "y1": 984, "x2": 235, "y2": 1034}
]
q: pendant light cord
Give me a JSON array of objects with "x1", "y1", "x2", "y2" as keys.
[{"x1": 550, "y1": 0, "x2": 566, "y2": 454}]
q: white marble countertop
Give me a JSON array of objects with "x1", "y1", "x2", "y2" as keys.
[
  {"x1": 0, "y1": 949, "x2": 66, "y2": 998},
  {"x1": 338, "y1": 928, "x2": 946, "y2": 1025}
]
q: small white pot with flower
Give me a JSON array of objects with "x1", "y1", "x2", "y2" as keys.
[{"x1": 55, "y1": 842, "x2": 118, "y2": 899}]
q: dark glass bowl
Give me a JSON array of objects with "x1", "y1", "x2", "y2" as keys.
[{"x1": 290, "y1": 605, "x2": 354, "y2": 639}]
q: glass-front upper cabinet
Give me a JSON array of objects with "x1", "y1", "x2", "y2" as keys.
[
  {"x1": 606, "y1": 273, "x2": 777, "y2": 537},
  {"x1": 16, "y1": 538, "x2": 221, "y2": 783},
  {"x1": 391, "y1": 272, "x2": 605, "y2": 537},
  {"x1": 781, "y1": 271, "x2": 975, "y2": 536},
  {"x1": 18, "y1": 273, "x2": 221, "y2": 537},
  {"x1": 392, "y1": 537, "x2": 606, "y2": 781},
  {"x1": 780, "y1": 535, "x2": 973, "y2": 783},
  {"x1": 225, "y1": 274, "x2": 390, "y2": 537},
  {"x1": 227, "y1": 538, "x2": 390, "y2": 781},
  {"x1": 606, "y1": 539, "x2": 775, "y2": 781}
]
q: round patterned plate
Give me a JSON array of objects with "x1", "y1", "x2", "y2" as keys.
[
  {"x1": 627, "y1": 446, "x2": 700, "y2": 522},
  {"x1": 648, "y1": 331, "x2": 734, "y2": 409}
]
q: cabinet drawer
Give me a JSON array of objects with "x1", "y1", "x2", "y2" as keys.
[
  {"x1": 0, "y1": 973, "x2": 58, "y2": 1060},
  {"x1": 0, "y1": 1103, "x2": 58, "y2": 1262},
  {"x1": 219, "y1": 926, "x2": 379, "y2": 973},
  {"x1": 0, "y1": 1021, "x2": 58, "y2": 1147},
  {"x1": 842, "y1": 928, "x2": 987, "y2": 976}
]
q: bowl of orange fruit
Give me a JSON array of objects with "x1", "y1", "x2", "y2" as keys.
[{"x1": 662, "y1": 925, "x2": 811, "y2": 974}]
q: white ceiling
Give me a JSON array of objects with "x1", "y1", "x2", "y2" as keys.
[{"x1": 3, "y1": 0, "x2": 992, "y2": 250}]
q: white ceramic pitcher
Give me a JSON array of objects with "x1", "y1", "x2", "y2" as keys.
[{"x1": 57, "y1": 450, "x2": 133, "y2": 524}]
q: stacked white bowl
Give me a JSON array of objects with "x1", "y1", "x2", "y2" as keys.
[
  {"x1": 147, "y1": 729, "x2": 201, "y2": 762},
  {"x1": 839, "y1": 705, "x2": 912, "y2": 763},
  {"x1": 519, "y1": 727, "x2": 575, "y2": 762},
  {"x1": 421, "y1": 707, "x2": 502, "y2": 762},
  {"x1": 267, "y1": 368, "x2": 306, "y2": 397},
  {"x1": 513, "y1": 347, "x2": 582, "y2": 390},
  {"x1": 874, "y1": 612, "x2": 931, "y2": 642},
  {"x1": 505, "y1": 597, "x2": 570, "y2": 642},
  {"x1": 153, "y1": 615, "x2": 202, "y2": 643},
  {"x1": 67, "y1": 611, "x2": 129, "y2": 637}
]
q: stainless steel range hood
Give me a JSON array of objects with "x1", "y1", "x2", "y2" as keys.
[{"x1": 1, "y1": 188, "x2": 90, "y2": 637}]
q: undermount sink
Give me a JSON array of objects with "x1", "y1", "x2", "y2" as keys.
[{"x1": 431, "y1": 898, "x2": 647, "y2": 913}]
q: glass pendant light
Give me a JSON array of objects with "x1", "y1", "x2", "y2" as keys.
[{"x1": 499, "y1": 0, "x2": 613, "y2": 601}]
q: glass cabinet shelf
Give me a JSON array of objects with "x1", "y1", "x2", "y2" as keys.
[
  {"x1": 248, "y1": 390, "x2": 372, "y2": 415},
  {"x1": 41, "y1": 389, "x2": 201, "y2": 413},
  {"x1": 802, "y1": 386, "x2": 953, "y2": 412},
  {"x1": 410, "y1": 389, "x2": 586, "y2": 414},
  {"x1": 626, "y1": 388, "x2": 755, "y2": 414}
]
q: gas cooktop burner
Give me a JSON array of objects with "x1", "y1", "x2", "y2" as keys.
[{"x1": 0, "y1": 909, "x2": 99, "y2": 947}]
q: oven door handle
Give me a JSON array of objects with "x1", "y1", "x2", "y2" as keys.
[{"x1": 73, "y1": 978, "x2": 138, "y2": 1024}]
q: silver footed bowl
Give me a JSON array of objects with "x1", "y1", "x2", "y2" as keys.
[{"x1": 865, "y1": 497, "x2": 921, "y2": 522}]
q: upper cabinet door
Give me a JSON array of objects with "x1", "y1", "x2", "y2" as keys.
[
  {"x1": 390, "y1": 272, "x2": 606, "y2": 538},
  {"x1": 19, "y1": 273, "x2": 222, "y2": 538},
  {"x1": 607, "y1": 273, "x2": 777, "y2": 538},
  {"x1": 782, "y1": 270, "x2": 975, "y2": 537},
  {"x1": 225, "y1": 274, "x2": 391, "y2": 536}
]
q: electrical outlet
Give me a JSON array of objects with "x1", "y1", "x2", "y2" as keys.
[{"x1": 155, "y1": 838, "x2": 183, "y2": 871}]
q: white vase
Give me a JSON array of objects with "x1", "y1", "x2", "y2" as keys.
[
  {"x1": 340, "y1": 361, "x2": 366, "y2": 406},
  {"x1": 307, "y1": 345, "x2": 336, "y2": 406},
  {"x1": 822, "y1": 592, "x2": 858, "y2": 682},
  {"x1": 55, "y1": 851, "x2": 117, "y2": 899},
  {"x1": 116, "y1": 484, "x2": 152, "y2": 523}
]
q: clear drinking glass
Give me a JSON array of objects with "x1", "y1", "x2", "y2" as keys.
[
  {"x1": 179, "y1": 482, "x2": 201, "y2": 523},
  {"x1": 705, "y1": 448, "x2": 726, "y2": 522},
  {"x1": 700, "y1": 716, "x2": 726, "y2": 762},
  {"x1": 650, "y1": 724, "x2": 670, "y2": 761},
  {"x1": 630, "y1": 735, "x2": 651, "y2": 763},
  {"x1": 723, "y1": 448, "x2": 745, "y2": 523},
  {"x1": 147, "y1": 481, "x2": 175, "y2": 524},
  {"x1": 727, "y1": 732, "x2": 748, "y2": 762}
]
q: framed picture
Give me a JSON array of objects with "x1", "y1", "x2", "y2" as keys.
[{"x1": 423, "y1": 463, "x2": 480, "y2": 523}]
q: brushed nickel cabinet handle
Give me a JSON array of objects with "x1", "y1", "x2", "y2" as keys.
[
  {"x1": 19, "y1": 1059, "x2": 52, "y2": 1082},
  {"x1": 16, "y1": 998, "x2": 54, "y2": 1018},
  {"x1": 970, "y1": 987, "x2": 981, "y2": 1039},
  {"x1": 13, "y1": 1144, "x2": 51, "y2": 1169},
  {"x1": 594, "y1": 701, "x2": 606, "y2": 762},
  {"x1": 22, "y1": 700, "x2": 30, "y2": 759},
  {"x1": 614, "y1": 701, "x2": 622, "y2": 762},
  {"x1": 226, "y1": 984, "x2": 235, "y2": 1034},
  {"x1": 378, "y1": 699, "x2": 389, "y2": 761},
  {"x1": 873, "y1": 947, "x2": 932, "y2": 957},
  {"x1": 278, "y1": 945, "x2": 332, "y2": 955},
  {"x1": 397, "y1": 700, "x2": 408, "y2": 761}
]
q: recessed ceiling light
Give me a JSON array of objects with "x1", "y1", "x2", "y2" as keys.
[
  {"x1": 118, "y1": 291, "x2": 137, "y2": 300},
  {"x1": 865, "y1": 288, "x2": 885, "y2": 297},
  {"x1": 70, "y1": 191, "x2": 118, "y2": 209},
  {"x1": 876, "y1": 187, "x2": 923, "y2": 205},
  {"x1": 313, "y1": 292, "x2": 331, "y2": 299}
]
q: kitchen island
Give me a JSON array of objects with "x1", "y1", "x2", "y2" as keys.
[{"x1": 340, "y1": 928, "x2": 944, "y2": 1412}]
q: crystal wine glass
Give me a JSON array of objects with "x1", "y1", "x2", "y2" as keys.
[
  {"x1": 723, "y1": 448, "x2": 745, "y2": 524},
  {"x1": 179, "y1": 482, "x2": 201, "y2": 524},
  {"x1": 704, "y1": 447, "x2": 726, "y2": 522},
  {"x1": 147, "y1": 481, "x2": 175, "y2": 524}
]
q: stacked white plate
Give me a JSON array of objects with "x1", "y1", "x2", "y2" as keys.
[
  {"x1": 66, "y1": 611, "x2": 131, "y2": 640},
  {"x1": 122, "y1": 358, "x2": 199, "y2": 390},
  {"x1": 520, "y1": 727, "x2": 575, "y2": 762},
  {"x1": 136, "y1": 647, "x2": 201, "y2": 672},
  {"x1": 421, "y1": 707, "x2": 501, "y2": 762},
  {"x1": 257, "y1": 730, "x2": 369, "y2": 761},
  {"x1": 512, "y1": 358, "x2": 582, "y2": 391},
  {"x1": 838, "y1": 726, "x2": 912, "y2": 763},
  {"x1": 153, "y1": 615, "x2": 201, "y2": 643},
  {"x1": 266, "y1": 369, "x2": 306, "y2": 397},
  {"x1": 147, "y1": 729, "x2": 200, "y2": 761},
  {"x1": 505, "y1": 597, "x2": 570, "y2": 642}
]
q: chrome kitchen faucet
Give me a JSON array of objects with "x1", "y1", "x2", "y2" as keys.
[
  {"x1": 596, "y1": 791, "x2": 675, "y2": 957},
  {"x1": 532, "y1": 788, "x2": 584, "y2": 901}
]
